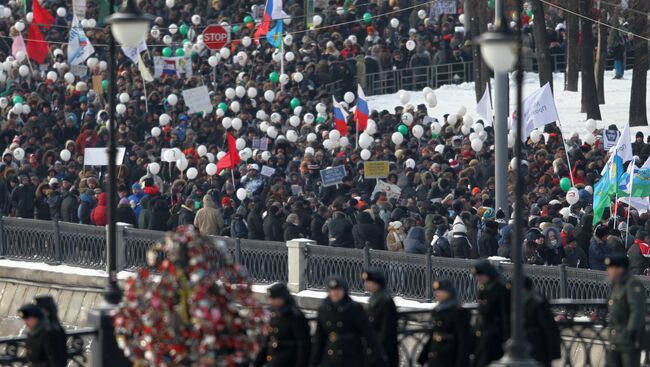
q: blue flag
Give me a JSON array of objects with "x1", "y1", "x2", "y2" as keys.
[
  {"x1": 593, "y1": 154, "x2": 623, "y2": 225},
  {"x1": 266, "y1": 21, "x2": 283, "y2": 48}
]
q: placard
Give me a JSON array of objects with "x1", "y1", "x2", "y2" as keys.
[
  {"x1": 71, "y1": 64, "x2": 88, "y2": 77},
  {"x1": 259, "y1": 138, "x2": 269, "y2": 151},
  {"x1": 429, "y1": 0, "x2": 457, "y2": 20},
  {"x1": 364, "y1": 161, "x2": 389, "y2": 179},
  {"x1": 320, "y1": 165, "x2": 346, "y2": 187},
  {"x1": 92, "y1": 75, "x2": 103, "y2": 95},
  {"x1": 260, "y1": 165, "x2": 276, "y2": 177},
  {"x1": 291, "y1": 184, "x2": 302, "y2": 195},
  {"x1": 181, "y1": 86, "x2": 213, "y2": 114},
  {"x1": 603, "y1": 129, "x2": 620, "y2": 150},
  {"x1": 84, "y1": 147, "x2": 126, "y2": 166},
  {"x1": 252, "y1": 137, "x2": 260, "y2": 149},
  {"x1": 372, "y1": 180, "x2": 402, "y2": 201}
]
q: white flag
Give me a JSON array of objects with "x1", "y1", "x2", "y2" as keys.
[
  {"x1": 68, "y1": 17, "x2": 95, "y2": 65},
  {"x1": 515, "y1": 83, "x2": 559, "y2": 141},
  {"x1": 476, "y1": 83, "x2": 493, "y2": 126},
  {"x1": 268, "y1": 0, "x2": 288, "y2": 19},
  {"x1": 613, "y1": 123, "x2": 633, "y2": 163},
  {"x1": 122, "y1": 40, "x2": 148, "y2": 65}
]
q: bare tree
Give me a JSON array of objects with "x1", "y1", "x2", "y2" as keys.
[
  {"x1": 564, "y1": 0, "x2": 579, "y2": 91},
  {"x1": 628, "y1": 0, "x2": 648, "y2": 126},
  {"x1": 594, "y1": 7, "x2": 607, "y2": 104},
  {"x1": 580, "y1": 0, "x2": 602, "y2": 119},
  {"x1": 532, "y1": 0, "x2": 553, "y2": 90},
  {"x1": 467, "y1": 0, "x2": 489, "y2": 102}
]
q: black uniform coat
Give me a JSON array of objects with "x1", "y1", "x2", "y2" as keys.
[
  {"x1": 418, "y1": 299, "x2": 471, "y2": 367},
  {"x1": 25, "y1": 320, "x2": 66, "y2": 367},
  {"x1": 310, "y1": 295, "x2": 387, "y2": 367},
  {"x1": 523, "y1": 292, "x2": 562, "y2": 367},
  {"x1": 254, "y1": 304, "x2": 311, "y2": 367},
  {"x1": 608, "y1": 273, "x2": 646, "y2": 351},
  {"x1": 366, "y1": 290, "x2": 398, "y2": 367},
  {"x1": 474, "y1": 279, "x2": 511, "y2": 367}
]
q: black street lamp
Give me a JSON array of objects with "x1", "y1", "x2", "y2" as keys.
[
  {"x1": 477, "y1": 1, "x2": 539, "y2": 366},
  {"x1": 103, "y1": 0, "x2": 150, "y2": 305}
]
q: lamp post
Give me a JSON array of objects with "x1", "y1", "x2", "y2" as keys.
[
  {"x1": 104, "y1": 0, "x2": 150, "y2": 305},
  {"x1": 477, "y1": 2, "x2": 538, "y2": 366}
]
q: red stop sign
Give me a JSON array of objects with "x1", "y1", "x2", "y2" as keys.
[{"x1": 202, "y1": 25, "x2": 230, "y2": 50}]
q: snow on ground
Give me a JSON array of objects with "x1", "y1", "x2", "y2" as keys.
[
  {"x1": 368, "y1": 69, "x2": 650, "y2": 137},
  {"x1": 0, "y1": 259, "x2": 135, "y2": 280},
  {"x1": 296, "y1": 289, "x2": 437, "y2": 310}
]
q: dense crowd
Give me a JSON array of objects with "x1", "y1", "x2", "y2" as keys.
[{"x1": 0, "y1": 0, "x2": 644, "y2": 275}]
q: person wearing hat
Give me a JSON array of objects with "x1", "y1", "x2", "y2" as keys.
[
  {"x1": 310, "y1": 277, "x2": 386, "y2": 367},
  {"x1": 254, "y1": 283, "x2": 310, "y2": 367},
  {"x1": 589, "y1": 225, "x2": 612, "y2": 271},
  {"x1": 34, "y1": 295, "x2": 68, "y2": 366},
  {"x1": 10, "y1": 174, "x2": 36, "y2": 219},
  {"x1": 450, "y1": 217, "x2": 473, "y2": 259},
  {"x1": 471, "y1": 260, "x2": 510, "y2": 367},
  {"x1": 18, "y1": 303, "x2": 66, "y2": 367},
  {"x1": 521, "y1": 278, "x2": 561, "y2": 367},
  {"x1": 362, "y1": 269, "x2": 398, "y2": 367},
  {"x1": 417, "y1": 279, "x2": 470, "y2": 367},
  {"x1": 564, "y1": 233, "x2": 589, "y2": 268},
  {"x1": 194, "y1": 194, "x2": 225, "y2": 236},
  {"x1": 605, "y1": 253, "x2": 646, "y2": 367}
]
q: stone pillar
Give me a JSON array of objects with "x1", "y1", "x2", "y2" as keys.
[
  {"x1": 115, "y1": 223, "x2": 131, "y2": 271},
  {"x1": 286, "y1": 239, "x2": 313, "y2": 293},
  {"x1": 88, "y1": 304, "x2": 132, "y2": 367}
]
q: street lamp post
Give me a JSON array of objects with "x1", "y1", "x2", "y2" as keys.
[
  {"x1": 477, "y1": 1, "x2": 539, "y2": 365},
  {"x1": 103, "y1": 0, "x2": 150, "y2": 305},
  {"x1": 493, "y1": 0, "x2": 510, "y2": 218}
]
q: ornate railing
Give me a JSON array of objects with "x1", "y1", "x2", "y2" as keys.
[{"x1": 0, "y1": 327, "x2": 97, "y2": 366}]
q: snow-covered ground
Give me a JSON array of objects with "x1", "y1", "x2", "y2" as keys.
[{"x1": 368, "y1": 69, "x2": 650, "y2": 137}]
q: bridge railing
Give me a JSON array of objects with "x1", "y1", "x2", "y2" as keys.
[{"x1": 3, "y1": 217, "x2": 650, "y2": 303}]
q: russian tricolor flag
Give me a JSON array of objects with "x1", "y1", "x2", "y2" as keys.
[
  {"x1": 354, "y1": 84, "x2": 369, "y2": 132},
  {"x1": 332, "y1": 96, "x2": 349, "y2": 136},
  {"x1": 254, "y1": 0, "x2": 288, "y2": 41}
]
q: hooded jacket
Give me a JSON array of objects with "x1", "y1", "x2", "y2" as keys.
[
  {"x1": 60, "y1": 191, "x2": 79, "y2": 223},
  {"x1": 78, "y1": 192, "x2": 94, "y2": 224},
  {"x1": 404, "y1": 226, "x2": 427, "y2": 254},
  {"x1": 352, "y1": 212, "x2": 384, "y2": 250},
  {"x1": 90, "y1": 193, "x2": 108, "y2": 226},
  {"x1": 193, "y1": 196, "x2": 224, "y2": 236}
]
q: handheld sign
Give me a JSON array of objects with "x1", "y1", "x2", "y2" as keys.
[
  {"x1": 364, "y1": 161, "x2": 389, "y2": 179},
  {"x1": 320, "y1": 165, "x2": 346, "y2": 187},
  {"x1": 202, "y1": 25, "x2": 230, "y2": 50},
  {"x1": 181, "y1": 86, "x2": 213, "y2": 114},
  {"x1": 84, "y1": 147, "x2": 126, "y2": 166}
]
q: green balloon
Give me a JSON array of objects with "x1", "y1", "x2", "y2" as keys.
[
  {"x1": 182, "y1": 38, "x2": 189, "y2": 45},
  {"x1": 526, "y1": 9, "x2": 533, "y2": 17},
  {"x1": 363, "y1": 12, "x2": 372, "y2": 24},
  {"x1": 560, "y1": 177, "x2": 572, "y2": 192},
  {"x1": 218, "y1": 102, "x2": 228, "y2": 111},
  {"x1": 12, "y1": 95, "x2": 24, "y2": 104},
  {"x1": 487, "y1": 0, "x2": 495, "y2": 9},
  {"x1": 431, "y1": 132, "x2": 439, "y2": 138},
  {"x1": 315, "y1": 116, "x2": 325, "y2": 123},
  {"x1": 179, "y1": 24, "x2": 189, "y2": 36},
  {"x1": 175, "y1": 48, "x2": 185, "y2": 57},
  {"x1": 290, "y1": 97, "x2": 300, "y2": 109},
  {"x1": 162, "y1": 47, "x2": 172, "y2": 57},
  {"x1": 398, "y1": 124, "x2": 408, "y2": 135},
  {"x1": 244, "y1": 15, "x2": 253, "y2": 24},
  {"x1": 269, "y1": 71, "x2": 279, "y2": 83},
  {"x1": 232, "y1": 24, "x2": 240, "y2": 33}
]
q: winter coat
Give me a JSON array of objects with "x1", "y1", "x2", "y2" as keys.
[
  {"x1": 284, "y1": 223, "x2": 303, "y2": 241},
  {"x1": 116, "y1": 205, "x2": 137, "y2": 227},
  {"x1": 450, "y1": 232, "x2": 472, "y2": 259},
  {"x1": 193, "y1": 197, "x2": 224, "y2": 236},
  {"x1": 310, "y1": 214, "x2": 328, "y2": 246},
  {"x1": 352, "y1": 212, "x2": 384, "y2": 250},
  {"x1": 47, "y1": 191, "x2": 63, "y2": 222},
  {"x1": 628, "y1": 240, "x2": 650, "y2": 275},
  {"x1": 247, "y1": 210, "x2": 265, "y2": 240},
  {"x1": 35, "y1": 195, "x2": 51, "y2": 221},
  {"x1": 60, "y1": 192, "x2": 79, "y2": 223},
  {"x1": 263, "y1": 212, "x2": 284, "y2": 242},
  {"x1": 564, "y1": 245, "x2": 589, "y2": 268},
  {"x1": 149, "y1": 197, "x2": 170, "y2": 231},
  {"x1": 231, "y1": 216, "x2": 249, "y2": 239},
  {"x1": 386, "y1": 224, "x2": 405, "y2": 252},
  {"x1": 77, "y1": 193, "x2": 94, "y2": 225},
  {"x1": 11, "y1": 182, "x2": 35, "y2": 218},
  {"x1": 523, "y1": 291, "x2": 562, "y2": 366},
  {"x1": 177, "y1": 205, "x2": 195, "y2": 226},
  {"x1": 366, "y1": 290, "x2": 398, "y2": 367},
  {"x1": 478, "y1": 222, "x2": 499, "y2": 258},
  {"x1": 588, "y1": 237, "x2": 611, "y2": 271},
  {"x1": 474, "y1": 279, "x2": 511, "y2": 367},
  {"x1": 432, "y1": 234, "x2": 452, "y2": 257},
  {"x1": 403, "y1": 227, "x2": 427, "y2": 254},
  {"x1": 418, "y1": 299, "x2": 471, "y2": 367},
  {"x1": 542, "y1": 228, "x2": 565, "y2": 265},
  {"x1": 25, "y1": 320, "x2": 67, "y2": 367},
  {"x1": 325, "y1": 212, "x2": 354, "y2": 248},
  {"x1": 253, "y1": 304, "x2": 311, "y2": 367},
  {"x1": 90, "y1": 193, "x2": 108, "y2": 226}
]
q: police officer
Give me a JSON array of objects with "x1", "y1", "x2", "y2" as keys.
[
  {"x1": 472, "y1": 260, "x2": 510, "y2": 367},
  {"x1": 19, "y1": 303, "x2": 66, "y2": 367},
  {"x1": 522, "y1": 277, "x2": 561, "y2": 367},
  {"x1": 605, "y1": 253, "x2": 646, "y2": 367},
  {"x1": 254, "y1": 283, "x2": 310, "y2": 367},
  {"x1": 310, "y1": 277, "x2": 387, "y2": 367},
  {"x1": 362, "y1": 268, "x2": 398, "y2": 367},
  {"x1": 417, "y1": 279, "x2": 471, "y2": 367},
  {"x1": 34, "y1": 295, "x2": 68, "y2": 367}
]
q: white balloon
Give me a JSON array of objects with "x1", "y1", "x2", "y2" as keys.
[
  {"x1": 148, "y1": 162, "x2": 161, "y2": 175},
  {"x1": 222, "y1": 117, "x2": 232, "y2": 129},
  {"x1": 99, "y1": 61, "x2": 108, "y2": 71},
  {"x1": 164, "y1": 149, "x2": 176, "y2": 162},
  {"x1": 285, "y1": 52, "x2": 295, "y2": 62},
  {"x1": 75, "y1": 82, "x2": 87, "y2": 92},
  {"x1": 313, "y1": 15, "x2": 323, "y2": 27},
  {"x1": 86, "y1": 57, "x2": 98, "y2": 68},
  {"x1": 13, "y1": 148, "x2": 24, "y2": 160},
  {"x1": 461, "y1": 125, "x2": 471, "y2": 135},
  {"x1": 279, "y1": 74, "x2": 289, "y2": 85},
  {"x1": 457, "y1": 106, "x2": 467, "y2": 116},
  {"x1": 270, "y1": 112, "x2": 282, "y2": 123},
  {"x1": 530, "y1": 129, "x2": 542, "y2": 143},
  {"x1": 217, "y1": 48, "x2": 230, "y2": 59},
  {"x1": 12, "y1": 103, "x2": 23, "y2": 115},
  {"x1": 340, "y1": 136, "x2": 350, "y2": 147},
  {"x1": 391, "y1": 132, "x2": 404, "y2": 145},
  {"x1": 406, "y1": 40, "x2": 416, "y2": 51},
  {"x1": 169, "y1": 24, "x2": 178, "y2": 34},
  {"x1": 116, "y1": 104, "x2": 126, "y2": 115},
  {"x1": 360, "y1": 149, "x2": 371, "y2": 160},
  {"x1": 307, "y1": 133, "x2": 317, "y2": 143},
  {"x1": 259, "y1": 121, "x2": 269, "y2": 132},
  {"x1": 289, "y1": 116, "x2": 300, "y2": 127},
  {"x1": 18, "y1": 65, "x2": 29, "y2": 77},
  {"x1": 323, "y1": 139, "x2": 333, "y2": 150},
  {"x1": 230, "y1": 101, "x2": 240, "y2": 113},
  {"x1": 119, "y1": 93, "x2": 130, "y2": 103},
  {"x1": 472, "y1": 123, "x2": 484, "y2": 133},
  {"x1": 150, "y1": 27, "x2": 161, "y2": 39},
  {"x1": 412, "y1": 125, "x2": 424, "y2": 138},
  {"x1": 478, "y1": 130, "x2": 488, "y2": 141},
  {"x1": 60, "y1": 149, "x2": 71, "y2": 162},
  {"x1": 365, "y1": 120, "x2": 377, "y2": 135},
  {"x1": 398, "y1": 90, "x2": 410, "y2": 105},
  {"x1": 405, "y1": 158, "x2": 416, "y2": 169},
  {"x1": 15, "y1": 51, "x2": 25, "y2": 62},
  {"x1": 329, "y1": 130, "x2": 341, "y2": 141},
  {"x1": 247, "y1": 87, "x2": 258, "y2": 99},
  {"x1": 186, "y1": 167, "x2": 198, "y2": 180},
  {"x1": 21, "y1": 104, "x2": 30, "y2": 115},
  {"x1": 448, "y1": 114, "x2": 457, "y2": 124},
  {"x1": 197, "y1": 145, "x2": 207, "y2": 157},
  {"x1": 236, "y1": 138, "x2": 246, "y2": 151},
  {"x1": 292, "y1": 72, "x2": 303, "y2": 83},
  {"x1": 208, "y1": 55, "x2": 219, "y2": 67},
  {"x1": 585, "y1": 118, "x2": 597, "y2": 132},
  {"x1": 390, "y1": 18, "x2": 399, "y2": 28},
  {"x1": 459, "y1": 13, "x2": 467, "y2": 26},
  {"x1": 435, "y1": 144, "x2": 445, "y2": 154},
  {"x1": 463, "y1": 115, "x2": 474, "y2": 126},
  {"x1": 566, "y1": 187, "x2": 580, "y2": 205},
  {"x1": 401, "y1": 112, "x2": 414, "y2": 126},
  {"x1": 267, "y1": 126, "x2": 278, "y2": 139},
  {"x1": 64, "y1": 72, "x2": 75, "y2": 84},
  {"x1": 191, "y1": 14, "x2": 201, "y2": 25},
  {"x1": 15, "y1": 22, "x2": 25, "y2": 32},
  {"x1": 0, "y1": 98, "x2": 7, "y2": 109},
  {"x1": 304, "y1": 113, "x2": 315, "y2": 124},
  {"x1": 316, "y1": 103, "x2": 327, "y2": 114},
  {"x1": 167, "y1": 94, "x2": 178, "y2": 106},
  {"x1": 26, "y1": 12, "x2": 33, "y2": 23},
  {"x1": 264, "y1": 90, "x2": 275, "y2": 102},
  {"x1": 343, "y1": 92, "x2": 355, "y2": 104},
  {"x1": 471, "y1": 138, "x2": 483, "y2": 152},
  {"x1": 584, "y1": 132, "x2": 596, "y2": 145},
  {"x1": 425, "y1": 92, "x2": 437, "y2": 107},
  {"x1": 231, "y1": 117, "x2": 242, "y2": 130},
  {"x1": 165, "y1": 0, "x2": 175, "y2": 8},
  {"x1": 216, "y1": 152, "x2": 225, "y2": 161},
  {"x1": 236, "y1": 188, "x2": 247, "y2": 201},
  {"x1": 163, "y1": 35, "x2": 172, "y2": 45},
  {"x1": 206, "y1": 163, "x2": 217, "y2": 175},
  {"x1": 159, "y1": 114, "x2": 171, "y2": 126},
  {"x1": 272, "y1": 50, "x2": 282, "y2": 62},
  {"x1": 305, "y1": 147, "x2": 315, "y2": 156},
  {"x1": 256, "y1": 110, "x2": 267, "y2": 120},
  {"x1": 286, "y1": 130, "x2": 298, "y2": 142},
  {"x1": 418, "y1": 9, "x2": 427, "y2": 19},
  {"x1": 240, "y1": 148, "x2": 252, "y2": 160},
  {"x1": 151, "y1": 127, "x2": 161, "y2": 137},
  {"x1": 261, "y1": 151, "x2": 271, "y2": 161},
  {"x1": 240, "y1": 36, "x2": 252, "y2": 48}
]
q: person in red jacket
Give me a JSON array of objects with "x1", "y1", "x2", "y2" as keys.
[{"x1": 90, "y1": 193, "x2": 108, "y2": 226}]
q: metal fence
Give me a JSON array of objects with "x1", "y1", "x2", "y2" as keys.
[
  {"x1": 3, "y1": 217, "x2": 650, "y2": 303},
  {"x1": 0, "y1": 327, "x2": 96, "y2": 366}
]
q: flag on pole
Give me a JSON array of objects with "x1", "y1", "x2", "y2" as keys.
[
  {"x1": 254, "y1": 0, "x2": 288, "y2": 40},
  {"x1": 122, "y1": 40, "x2": 147, "y2": 65},
  {"x1": 216, "y1": 133, "x2": 241, "y2": 174},
  {"x1": 266, "y1": 21, "x2": 283, "y2": 48},
  {"x1": 11, "y1": 33, "x2": 27, "y2": 59},
  {"x1": 613, "y1": 123, "x2": 633, "y2": 164},
  {"x1": 68, "y1": 17, "x2": 95, "y2": 65},
  {"x1": 354, "y1": 84, "x2": 369, "y2": 132},
  {"x1": 593, "y1": 154, "x2": 623, "y2": 225},
  {"x1": 26, "y1": 23, "x2": 48, "y2": 63},
  {"x1": 476, "y1": 83, "x2": 493, "y2": 126},
  {"x1": 32, "y1": 0, "x2": 54, "y2": 30},
  {"x1": 513, "y1": 83, "x2": 559, "y2": 141},
  {"x1": 332, "y1": 96, "x2": 349, "y2": 136},
  {"x1": 137, "y1": 54, "x2": 154, "y2": 82}
]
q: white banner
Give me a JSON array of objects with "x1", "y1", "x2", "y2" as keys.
[
  {"x1": 122, "y1": 41, "x2": 147, "y2": 65},
  {"x1": 181, "y1": 86, "x2": 213, "y2": 114},
  {"x1": 476, "y1": 83, "x2": 493, "y2": 126},
  {"x1": 153, "y1": 56, "x2": 192, "y2": 78},
  {"x1": 515, "y1": 83, "x2": 559, "y2": 141},
  {"x1": 371, "y1": 180, "x2": 402, "y2": 201},
  {"x1": 72, "y1": 0, "x2": 86, "y2": 19},
  {"x1": 84, "y1": 147, "x2": 126, "y2": 166},
  {"x1": 68, "y1": 17, "x2": 95, "y2": 66},
  {"x1": 429, "y1": 0, "x2": 456, "y2": 20}
]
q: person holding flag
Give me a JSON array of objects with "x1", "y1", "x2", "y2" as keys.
[
  {"x1": 254, "y1": 0, "x2": 288, "y2": 41},
  {"x1": 332, "y1": 97, "x2": 349, "y2": 136},
  {"x1": 354, "y1": 85, "x2": 369, "y2": 133}
]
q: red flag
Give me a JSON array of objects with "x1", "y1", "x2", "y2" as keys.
[
  {"x1": 27, "y1": 24, "x2": 48, "y2": 64},
  {"x1": 32, "y1": 0, "x2": 54, "y2": 30},
  {"x1": 216, "y1": 133, "x2": 241, "y2": 174}
]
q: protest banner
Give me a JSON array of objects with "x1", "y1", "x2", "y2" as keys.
[
  {"x1": 320, "y1": 166, "x2": 346, "y2": 187},
  {"x1": 84, "y1": 147, "x2": 126, "y2": 166},
  {"x1": 181, "y1": 86, "x2": 213, "y2": 114},
  {"x1": 364, "y1": 161, "x2": 389, "y2": 179}
]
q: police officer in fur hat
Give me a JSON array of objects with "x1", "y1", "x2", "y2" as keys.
[
  {"x1": 18, "y1": 303, "x2": 66, "y2": 367},
  {"x1": 254, "y1": 283, "x2": 310, "y2": 367},
  {"x1": 418, "y1": 279, "x2": 471, "y2": 367},
  {"x1": 310, "y1": 277, "x2": 387, "y2": 367},
  {"x1": 362, "y1": 268, "x2": 398, "y2": 367}
]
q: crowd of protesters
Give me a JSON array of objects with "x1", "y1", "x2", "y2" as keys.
[{"x1": 0, "y1": 0, "x2": 644, "y2": 275}]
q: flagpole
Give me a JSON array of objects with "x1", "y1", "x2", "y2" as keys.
[
  {"x1": 280, "y1": 27, "x2": 284, "y2": 93},
  {"x1": 231, "y1": 168, "x2": 236, "y2": 187},
  {"x1": 625, "y1": 169, "x2": 634, "y2": 245},
  {"x1": 142, "y1": 77, "x2": 149, "y2": 112},
  {"x1": 555, "y1": 119, "x2": 575, "y2": 185}
]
